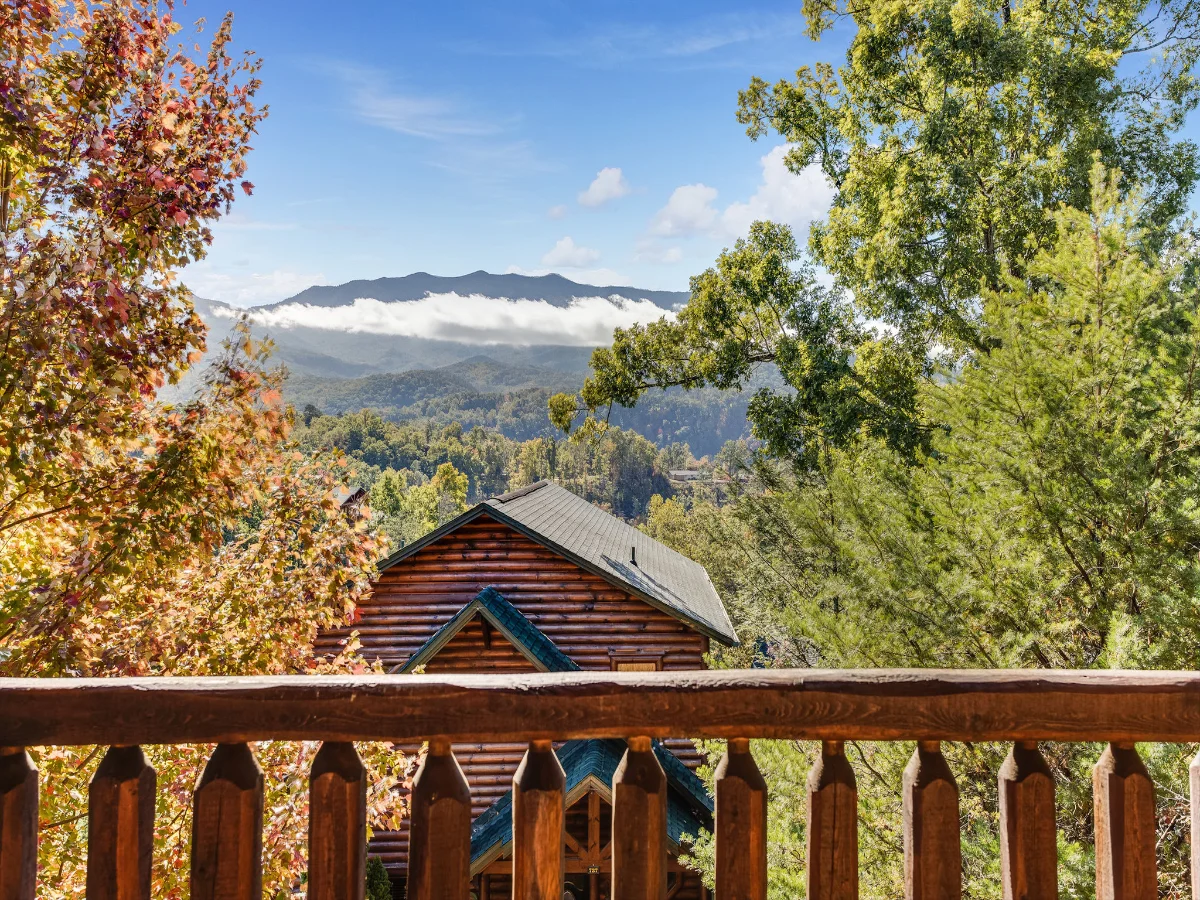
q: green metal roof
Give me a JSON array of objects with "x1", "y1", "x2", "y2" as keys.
[
  {"x1": 394, "y1": 587, "x2": 580, "y2": 674},
  {"x1": 469, "y1": 738, "x2": 713, "y2": 869}
]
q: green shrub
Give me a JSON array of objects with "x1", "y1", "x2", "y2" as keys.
[{"x1": 366, "y1": 856, "x2": 392, "y2": 900}]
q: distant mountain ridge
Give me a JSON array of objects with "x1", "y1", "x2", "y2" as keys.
[
  {"x1": 174, "y1": 271, "x2": 755, "y2": 452},
  {"x1": 190, "y1": 271, "x2": 687, "y2": 379},
  {"x1": 263, "y1": 270, "x2": 688, "y2": 311}
]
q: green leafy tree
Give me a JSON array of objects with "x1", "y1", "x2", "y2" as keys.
[
  {"x1": 370, "y1": 461, "x2": 470, "y2": 549},
  {"x1": 669, "y1": 173, "x2": 1200, "y2": 898},
  {"x1": 553, "y1": 0, "x2": 1200, "y2": 466}
]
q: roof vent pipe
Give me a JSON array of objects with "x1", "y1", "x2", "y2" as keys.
[{"x1": 630, "y1": 545, "x2": 637, "y2": 566}]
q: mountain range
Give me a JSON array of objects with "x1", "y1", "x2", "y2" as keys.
[
  {"x1": 178, "y1": 271, "x2": 754, "y2": 455},
  {"x1": 192, "y1": 270, "x2": 687, "y2": 377}
]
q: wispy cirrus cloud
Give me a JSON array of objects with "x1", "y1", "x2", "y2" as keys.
[
  {"x1": 453, "y1": 12, "x2": 805, "y2": 68},
  {"x1": 322, "y1": 62, "x2": 549, "y2": 179},
  {"x1": 329, "y1": 63, "x2": 502, "y2": 140}
]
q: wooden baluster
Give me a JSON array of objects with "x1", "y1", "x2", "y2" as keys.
[
  {"x1": 309, "y1": 741, "x2": 367, "y2": 900},
  {"x1": 0, "y1": 747, "x2": 37, "y2": 900},
  {"x1": 612, "y1": 736, "x2": 667, "y2": 900},
  {"x1": 807, "y1": 739, "x2": 858, "y2": 900},
  {"x1": 1190, "y1": 750, "x2": 1200, "y2": 900},
  {"x1": 1093, "y1": 743, "x2": 1155, "y2": 900},
  {"x1": 903, "y1": 741, "x2": 961, "y2": 900},
  {"x1": 191, "y1": 742, "x2": 264, "y2": 900},
  {"x1": 999, "y1": 741, "x2": 1057, "y2": 900},
  {"x1": 514, "y1": 740, "x2": 566, "y2": 900},
  {"x1": 408, "y1": 739, "x2": 471, "y2": 900},
  {"x1": 715, "y1": 738, "x2": 767, "y2": 900},
  {"x1": 87, "y1": 745, "x2": 155, "y2": 900}
]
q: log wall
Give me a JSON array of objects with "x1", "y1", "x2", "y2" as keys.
[{"x1": 317, "y1": 515, "x2": 711, "y2": 672}]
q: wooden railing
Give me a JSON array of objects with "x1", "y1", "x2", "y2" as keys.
[{"x1": 1, "y1": 668, "x2": 1199, "y2": 899}]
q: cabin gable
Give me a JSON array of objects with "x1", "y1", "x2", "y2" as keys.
[{"x1": 316, "y1": 513, "x2": 711, "y2": 672}]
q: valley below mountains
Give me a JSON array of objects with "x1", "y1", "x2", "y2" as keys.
[{"x1": 184, "y1": 271, "x2": 758, "y2": 456}]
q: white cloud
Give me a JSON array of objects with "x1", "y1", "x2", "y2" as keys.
[
  {"x1": 649, "y1": 184, "x2": 719, "y2": 236},
  {"x1": 578, "y1": 167, "x2": 631, "y2": 207},
  {"x1": 647, "y1": 146, "x2": 834, "y2": 242},
  {"x1": 634, "y1": 241, "x2": 683, "y2": 264},
  {"x1": 541, "y1": 236, "x2": 601, "y2": 268},
  {"x1": 183, "y1": 267, "x2": 325, "y2": 307},
  {"x1": 222, "y1": 293, "x2": 671, "y2": 347},
  {"x1": 721, "y1": 146, "x2": 834, "y2": 238},
  {"x1": 548, "y1": 204, "x2": 568, "y2": 219}
]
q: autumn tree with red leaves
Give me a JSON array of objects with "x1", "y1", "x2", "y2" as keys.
[{"x1": 0, "y1": 3, "x2": 403, "y2": 893}]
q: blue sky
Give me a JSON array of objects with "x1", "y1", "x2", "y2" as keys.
[{"x1": 181, "y1": 0, "x2": 849, "y2": 305}]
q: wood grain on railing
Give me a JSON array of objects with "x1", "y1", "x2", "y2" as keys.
[
  {"x1": 308, "y1": 741, "x2": 367, "y2": 900},
  {"x1": 87, "y1": 745, "x2": 155, "y2": 900},
  {"x1": 0, "y1": 748, "x2": 37, "y2": 900},
  {"x1": 513, "y1": 740, "x2": 566, "y2": 900},
  {"x1": 612, "y1": 736, "x2": 667, "y2": 900},
  {"x1": 3, "y1": 670, "x2": 1200, "y2": 746},
  {"x1": 999, "y1": 741, "x2": 1057, "y2": 900},
  {"x1": 903, "y1": 741, "x2": 961, "y2": 900},
  {"x1": 0, "y1": 670, "x2": 1195, "y2": 898},
  {"x1": 408, "y1": 739, "x2": 471, "y2": 900},
  {"x1": 191, "y1": 743, "x2": 264, "y2": 900},
  {"x1": 1093, "y1": 743, "x2": 1156, "y2": 900},
  {"x1": 715, "y1": 738, "x2": 767, "y2": 900},
  {"x1": 807, "y1": 740, "x2": 857, "y2": 900},
  {"x1": 1190, "y1": 751, "x2": 1200, "y2": 900}
]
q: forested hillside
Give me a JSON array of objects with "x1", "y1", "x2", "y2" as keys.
[
  {"x1": 296, "y1": 408, "x2": 750, "y2": 549},
  {"x1": 285, "y1": 355, "x2": 763, "y2": 456}
]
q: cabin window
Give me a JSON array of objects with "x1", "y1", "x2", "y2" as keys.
[{"x1": 610, "y1": 654, "x2": 662, "y2": 672}]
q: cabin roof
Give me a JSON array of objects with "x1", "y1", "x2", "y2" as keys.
[
  {"x1": 469, "y1": 737, "x2": 713, "y2": 870},
  {"x1": 392, "y1": 587, "x2": 580, "y2": 674},
  {"x1": 379, "y1": 480, "x2": 737, "y2": 645}
]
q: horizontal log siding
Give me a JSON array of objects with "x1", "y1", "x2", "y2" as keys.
[
  {"x1": 422, "y1": 618, "x2": 540, "y2": 674},
  {"x1": 335, "y1": 515, "x2": 711, "y2": 878},
  {"x1": 316, "y1": 516, "x2": 710, "y2": 672}
]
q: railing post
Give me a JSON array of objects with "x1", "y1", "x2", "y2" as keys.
[
  {"x1": 1191, "y1": 749, "x2": 1200, "y2": 900},
  {"x1": 408, "y1": 739, "x2": 471, "y2": 900},
  {"x1": 715, "y1": 738, "x2": 767, "y2": 900},
  {"x1": 191, "y1": 742, "x2": 264, "y2": 900},
  {"x1": 87, "y1": 745, "x2": 155, "y2": 900},
  {"x1": 309, "y1": 741, "x2": 367, "y2": 900},
  {"x1": 612, "y1": 736, "x2": 667, "y2": 900},
  {"x1": 999, "y1": 741, "x2": 1057, "y2": 900},
  {"x1": 513, "y1": 740, "x2": 566, "y2": 900},
  {"x1": 0, "y1": 747, "x2": 37, "y2": 900},
  {"x1": 1093, "y1": 743, "x2": 1155, "y2": 900},
  {"x1": 807, "y1": 739, "x2": 858, "y2": 900},
  {"x1": 903, "y1": 741, "x2": 960, "y2": 900}
]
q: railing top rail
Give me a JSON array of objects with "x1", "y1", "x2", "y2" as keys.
[{"x1": 2, "y1": 669, "x2": 1198, "y2": 747}]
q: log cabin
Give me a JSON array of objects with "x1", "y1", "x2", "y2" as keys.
[{"x1": 316, "y1": 479, "x2": 738, "y2": 900}]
